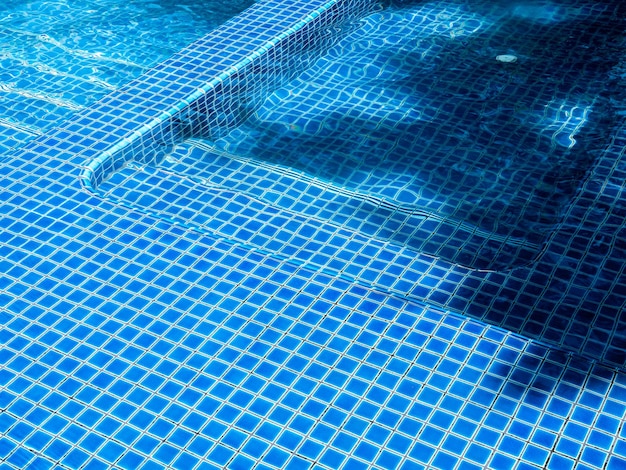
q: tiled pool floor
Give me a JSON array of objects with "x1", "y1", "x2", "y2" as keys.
[{"x1": 2, "y1": 0, "x2": 626, "y2": 468}]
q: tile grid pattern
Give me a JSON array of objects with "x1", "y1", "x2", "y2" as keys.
[
  {"x1": 2, "y1": 235, "x2": 626, "y2": 468},
  {"x1": 0, "y1": 0, "x2": 250, "y2": 157},
  {"x1": 84, "y1": 0, "x2": 626, "y2": 368},
  {"x1": 0, "y1": 0, "x2": 625, "y2": 469}
]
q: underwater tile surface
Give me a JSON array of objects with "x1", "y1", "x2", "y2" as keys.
[
  {"x1": 1, "y1": 0, "x2": 626, "y2": 469},
  {"x1": 0, "y1": 0, "x2": 256, "y2": 155},
  {"x1": 89, "y1": 0, "x2": 626, "y2": 368}
]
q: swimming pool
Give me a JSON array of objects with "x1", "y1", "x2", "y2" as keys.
[{"x1": 2, "y1": 0, "x2": 626, "y2": 468}]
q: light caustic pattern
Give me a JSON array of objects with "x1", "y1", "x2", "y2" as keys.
[
  {"x1": 127, "y1": 0, "x2": 614, "y2": 270},
  {"x1": 213, "y1": 1, "x2": 602, "y2": 238},
  {"x1": 0, "y1": 0, "x2": 254, "y2": 154}
]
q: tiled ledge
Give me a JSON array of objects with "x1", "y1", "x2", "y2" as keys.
[{"x1": 79, "y1": 0, "x2": 376, "y2": 191}]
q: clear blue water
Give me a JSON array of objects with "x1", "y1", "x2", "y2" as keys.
[
  {"x1": 2, "y1": 0, "x2": 626, "y2": 469},
  {"x1": 101, "y1": 0, "x2": 620, "y2": 270},
  {"x1": 0, "y1": 0, "x2": 255, "y2": 154}
]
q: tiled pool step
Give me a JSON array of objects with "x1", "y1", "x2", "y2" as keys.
[
  {"x1": 166, "y1": 141, "x2": 543, "y2": 268},
  {"x1": 96, "y1": 139, "x2": 539, "y2": 274}
]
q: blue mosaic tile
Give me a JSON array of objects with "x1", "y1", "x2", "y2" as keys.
[
  {"x1": 2, "y1": 0, "x2": 626, "y2": 469},
  {"x1": 94, "y1": 3, "x2": 626, "y2": 371}
]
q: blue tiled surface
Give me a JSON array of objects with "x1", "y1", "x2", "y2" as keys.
[
  {"x1": 84, "y1": 0, "x2": 626, "y2": 367},
  {"x1": 1, "y1": 0, "x2": 626, "y2": 468},
  {"x1": 0, "y1": 0, "x2": 257, "y2": 157}
]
